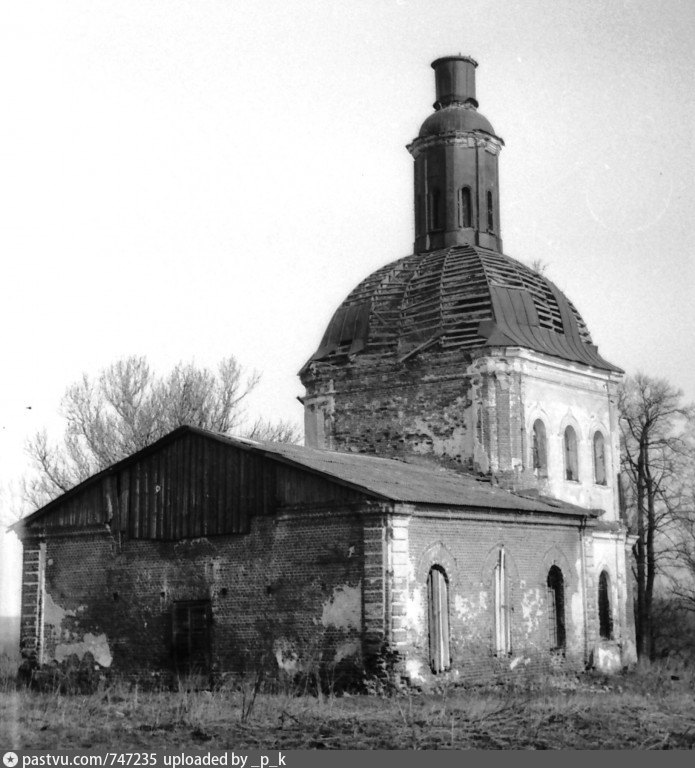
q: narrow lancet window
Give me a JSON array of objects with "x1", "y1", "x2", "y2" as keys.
[
  {"x1": 547, "y1": 566, "x2": 566, "y2": 649},
  {"x1": 532, "y1": 419, "x2": 548, "y2": 477},
  {"x1": 487, "y1": 190, "x2": 494, "y2": 232},
  {"x1": 458, "y1": 186, "x2": 472, "y2": 228},
  {"x1": 564, "y1": 426, "x2": 579, "y2": 482},
  {"x1": 494, "y1": 549, "x2": 512, "y2": 655},
  {"x1": 428, "y1": 188, "x2": 442, "y2": 231},
  {"x1": 598, "y1": 571, "x2": 613, "y2": 640},
  {"x1": 427, "y1": 566, "x2": 450, "y2": 672},
  {"x1": 593, "y1": 432, "x2": 607, "y2": 485}
]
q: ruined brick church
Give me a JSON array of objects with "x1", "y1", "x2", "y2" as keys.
[{"x1": 15, "y1": 56, "x2": 636, "y2": 685}]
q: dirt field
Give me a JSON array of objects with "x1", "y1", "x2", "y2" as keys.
[{"x1": 2, "y1": 662, "x2": 695, "y2": 750}]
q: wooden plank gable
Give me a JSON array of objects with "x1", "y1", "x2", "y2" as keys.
[
  {"x1": 21, "y1": 429, "x2": 372, "y2": 541},
  {"x1": 25, "y1": 432, "x2": 267, "y2": 539}
]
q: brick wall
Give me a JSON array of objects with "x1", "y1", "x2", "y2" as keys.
[
  {"x1": 23, "y1": 500, "x2": 634, "y2": 684},
  {"x1": 398, "y1": 510, "x2": 589, "y2": 684},
  {"x1": 19, "y1": 540, "x2": 45, "y2": 663},
  {"x1": 303, "y1": 350, "x2": 545, "y2": 491},
  {"x1": 31, "y1": 508, "x2": 366, "y2": 679},
  {"x1": 303, "y1": 351, "x2": 479, "y2": 470}
]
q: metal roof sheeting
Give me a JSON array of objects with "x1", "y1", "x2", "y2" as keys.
[
  {"x1": 251, "y1": 438, "x2": 592, "y2": 516},
  {"x1": 16, "y1": 426, "x2": 594, "y2": 531},
  {"x1": 305, "y1": 245, "x2": 621, "y2": 373}
]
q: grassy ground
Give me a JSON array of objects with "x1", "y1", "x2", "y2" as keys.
[{"x1": 2, "y1": 659, "x2": 695, "y2": 750}]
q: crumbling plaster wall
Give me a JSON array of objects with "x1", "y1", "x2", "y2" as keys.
[
  {"x1": 303, "y1": 348, "x2": 622, "y2": 519},
  {"x1": 390, "y1": 510, "x2": 590, "y2": 684},
  {"x1": 303, "y1": 352, "x2": 484, "y2": 471},
  {"x1": 25, "y1": 508, "x2": 366, "y2": 677},
  {"x1": 589, "y1": 529, "x2": 637, "y2": 670}
]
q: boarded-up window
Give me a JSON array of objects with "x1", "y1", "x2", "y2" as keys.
[
  {"x1": 494, "y1": 549, "x2": 512, "y2": 655},
  {"x1": 427, "y1": 566, "x2": 450, "y2": 673},
  {"x1": 458, "y1": 186, "x2": 472, "y2": 228},
  {"x1": 487, "y1": 190, "x2": 494, "y2": 232},
  {"x1": 547, "y1": 566, "x2": 566, "y2": 649},
  {"x1": 172, "y1": 600, "x2": 211, "y2": 674},
  {"x1": 564, "y1": 426, "x2": 579, "y2": 482},
  {"x1": 532, "y1": 419, "x2": 548, "y2": 477},
  {"x1": 598, "y1": 571, "x2": 613, "y2": 640},
  {"x1": 593, "y1": 432, "x2": 607, "y2": 485}
]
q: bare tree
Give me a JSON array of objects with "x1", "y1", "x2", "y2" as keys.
[
  {"x1": 24, "y1": 355, "x2": 300, "y2": 510},
  {"x1": 619, "y1": 373, "x2": 695, "y2": 660},
  {"x1": 245, "y1": 417, "x2": 303, "y2": 444}
]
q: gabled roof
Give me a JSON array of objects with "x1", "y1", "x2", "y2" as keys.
[{"x1": 250, "y1": 438, "x2": 592, "y2": 515}]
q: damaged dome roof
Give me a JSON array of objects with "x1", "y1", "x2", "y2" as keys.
[{"x1": 303, "y1": 245, "x2": 620, "y2": 373}]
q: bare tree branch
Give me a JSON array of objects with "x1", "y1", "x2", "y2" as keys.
[
  {"x1": 23, "y1": 355, "x2": 300, "y2": 511},
  {"x1": 619, "y1": 372, "x2": 695, "y2": 660}
]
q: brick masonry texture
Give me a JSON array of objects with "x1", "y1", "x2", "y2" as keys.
[
  {"x1": 303, "y1": 351, "x2": 481, "y2": 469},
  {"x1": 32, "y1": 510, "x2": 366, "y2": 679},
  {"x1": 381, "y1": 508, "x2": 634, "y2": 685},
  {"x1": 402, "y1": 514, "x2": 587, "y2": 683}
]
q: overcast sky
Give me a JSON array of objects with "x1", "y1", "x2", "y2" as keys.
[{"x1": 1, "y1": 0, "x2": 694, "y2": 617}]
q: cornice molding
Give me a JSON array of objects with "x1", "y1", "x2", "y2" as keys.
[{"x1": 407, "y1": 131, "x2": 502, "y2": 159}]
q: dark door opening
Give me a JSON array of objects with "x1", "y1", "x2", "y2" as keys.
[{"x1": 172, "y1": 600, "x2": 212, "y2": 674}]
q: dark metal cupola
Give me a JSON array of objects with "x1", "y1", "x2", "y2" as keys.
[{"x1": 408, "y1": 56, "x2": 504, "y2": 253}]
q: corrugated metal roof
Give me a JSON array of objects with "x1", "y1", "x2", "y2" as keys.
[{"x1": 15, "y1": 426, "x2": 594, "y2": 530}]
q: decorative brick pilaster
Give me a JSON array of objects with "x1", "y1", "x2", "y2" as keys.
[
  {"x1": 20, "y1": 540, "x2": 46, "y2": 664},
  {"x1": 388, "y1": 516, "x2": 410, "y2": 649},
  {"x1": 362, "y1": 517, "x2": 387, "y2": 654},
  {"x1": 582, "y1": 532, "x2": 597, "y2": 662},
  {"x1": 472, "y1": 359, "x2": 527, "y2": 487},
  {"x1": 480, "y1": 369, "x2": 498, "y2": 472}
]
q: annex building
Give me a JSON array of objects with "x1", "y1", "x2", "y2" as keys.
[{"x1": 14, "y1": 56, "x2": 637, "y2": 686}]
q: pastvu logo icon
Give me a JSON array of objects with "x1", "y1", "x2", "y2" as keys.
[{"x1": 3, "y1": 752, "x2": 19, "y2": 768}]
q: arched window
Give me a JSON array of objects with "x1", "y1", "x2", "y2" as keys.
[
  {"x1": 547, "y1": 566, "x2": 566, "y2": 649},
  {"x1": 494, "y1": 549, "x2": 512, "y2": 655},
  {"x1": 487, "y1": 190, "x2": 494, "y2": 232},
  {"x1": 593, "y1": 432, "x2": 607, "y2": 485},
  {"x1": 598, "y1": 571, "x2": 613, "y2": 640},
  {"x1": 532, "y1": 420, "x2": 548, "y2": 477},
  {"x1": 564, "y1": 426, "x2": 579, "y2": 482},
  {"x1": 427, "y1": 566, "x2": 450, "y2": 672},
  {"x1": 427, "y1": 188, "x2": 442, "y2": 231},
  {"x1": 458, "y1": 186, "x2": 472, "y2": 228}
]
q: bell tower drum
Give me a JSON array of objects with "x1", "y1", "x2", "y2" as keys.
[{"x1": 409, "y1": 56, "x2": 504, "y2": 254}]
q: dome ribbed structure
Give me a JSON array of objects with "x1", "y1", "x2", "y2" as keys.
[{"x1": 306, "y1": 245, "x2": 620, "y2": 372}]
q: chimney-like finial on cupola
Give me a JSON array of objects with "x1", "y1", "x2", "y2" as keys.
[
  {"x1": 431, "y1": 55, "x2": 479, "y2": 110},
  {"x1": 408, "y1": 55, "x2": 504, "y2": 254}
]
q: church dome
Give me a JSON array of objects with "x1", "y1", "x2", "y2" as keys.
[
  {"x1": 418, "y1": 104, "x2": 497, "y2": 139},
  {"x1": 305, "y1": 245, "x2": 619, "y2": 372}
]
